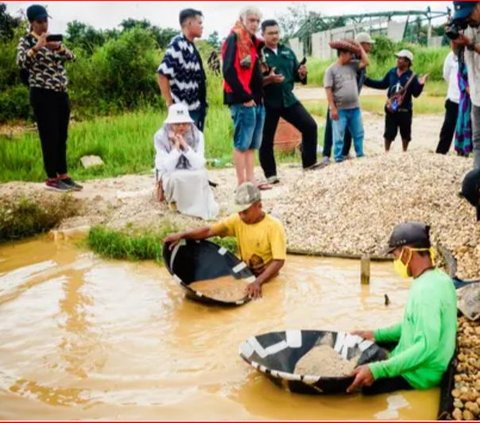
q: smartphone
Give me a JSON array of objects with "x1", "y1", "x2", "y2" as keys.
[
  {"x1": 299, "y1": 57, "x2": 307, "y2": 65},
  {"x1": 46, "y1": 34, "x2": 63, "y2": 42}
]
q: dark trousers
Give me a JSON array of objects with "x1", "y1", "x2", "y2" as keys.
[
  {"x1": 362, "y1": 375, "x2": 413, "y2": 395},
  {"x1": 436, "y1": 99, "x2": 459, "y2": 154},
  {"x1": 189, "y1": 104, "x2": 207, "y2": 132},
  {"x1": 260, "y1": 102, "x2": 317, "y2": 178},
  {"x1": 322, "y1": 111, "x2": 352, "y2": 158},
  {"x1": 30, "y1": 87, "x2": 70, "y2": 179}
]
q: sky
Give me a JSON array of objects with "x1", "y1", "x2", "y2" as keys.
[{"x1": 5, "y1": 1, "x2": 452, "y2": 37}]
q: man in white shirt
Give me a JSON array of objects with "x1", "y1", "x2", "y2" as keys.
[
  {"x1": 451, "y1": 1, "x2": 480, "y2": 168},
  {"x1": 436, "y1": 47, "x2": 460, "y2": 154}
]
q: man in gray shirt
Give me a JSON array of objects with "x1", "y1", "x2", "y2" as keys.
[{"x1": 324, "y1": 44, "x2": 369, "y2": 162}]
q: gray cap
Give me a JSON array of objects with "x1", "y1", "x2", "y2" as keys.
[
  {"x1": 232, "y1": 182, "x2": 261, "y2": 213},
  {"x1": 385, "y1": 221, "x2": 431, "y2": 254},
  {"x1": 395, "y1": 49, "x2": 414, "y2": 62}
]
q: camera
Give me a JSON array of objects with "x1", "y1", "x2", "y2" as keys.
[
  {"x1": 46, "y1": 34, "x2": 63, "y2": 42},
  {"x1": 445, "y1": 20, "x2": 468, "y2": 40}
]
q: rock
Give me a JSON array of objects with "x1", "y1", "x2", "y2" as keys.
[{"x1": 80, "y1": 155, "x2": 104, "y2": 169}]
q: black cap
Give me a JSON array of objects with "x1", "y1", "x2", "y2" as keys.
[
  {"x1": 385, "y1": 222, "x2": 431, "y2": 254},
  {"x1": 461, "y1": 168, "x2": 480, "y2": 221},
  {"x1": 26, "y1": 4, "x2": 50, "y2": 22}
]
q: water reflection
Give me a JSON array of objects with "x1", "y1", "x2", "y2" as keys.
[{"x1": 0, "y1": 238, "x2": 437, "y2": 420}]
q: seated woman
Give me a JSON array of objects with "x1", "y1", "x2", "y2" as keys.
[{"x1": 154, "y1": 104, "x2": 219, "y2": 220}]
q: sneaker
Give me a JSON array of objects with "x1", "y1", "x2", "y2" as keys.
[
  {"x1": 45, "y1": 179, "x2": 73, "y2": 192},
  {"x1": 266, "y1": 175, "x2": 280, "y2": 184},
  {"x1": 320, "y1": 156, "x2": 330, "y2": 166},
  {"x1": 60, "y1": 177, "x2": 83, "y2": 191}
]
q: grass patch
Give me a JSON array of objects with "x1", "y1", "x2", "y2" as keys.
[
  {"x1": 87, "y1": 224, "x2": 238, "y2": 262},
  {"x1": 0, "y1": 195, "x2": 79, "y2": 242},
  {"x1": 0, "y1": 106, "x2": 233, "y2": 183}
]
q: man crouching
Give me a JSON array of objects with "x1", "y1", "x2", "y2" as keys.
[{"x1": 164, "y1": 182, "x2": 286, "y2": 299}]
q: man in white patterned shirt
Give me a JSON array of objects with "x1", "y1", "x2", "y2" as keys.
[{"x1": 157, "y1": 9, "x2": 207, "y2": 131}]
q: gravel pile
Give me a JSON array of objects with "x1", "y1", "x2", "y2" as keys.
[
  {"x1": 452, "y1": 316, "x2": 480, "y2": 420},
  {"x1": 274, "y1": 152, "x2": 480, "y2": 279}
]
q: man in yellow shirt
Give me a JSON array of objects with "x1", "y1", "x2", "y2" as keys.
[{"x1": 164, "y1": 182, "x2": 286, "y2": 299}]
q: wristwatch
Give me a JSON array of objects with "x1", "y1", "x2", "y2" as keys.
[{"x1": 467, "y1": 42, "x2": 476, "y2": 51}]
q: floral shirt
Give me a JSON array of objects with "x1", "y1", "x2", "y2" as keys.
[{"x1": 17, "y1": 32, "x2": 75, "y2": 92}]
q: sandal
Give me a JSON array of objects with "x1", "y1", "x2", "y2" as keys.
[{"x1": 256, "y1": 182, "x2": 273, "y2": 191}]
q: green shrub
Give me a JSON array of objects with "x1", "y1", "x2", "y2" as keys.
[{"x1": 0, "y1": 195, "x2": 79, "y2": 242}]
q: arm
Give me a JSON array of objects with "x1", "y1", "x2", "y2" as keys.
[
  {"x1": 356, "y1": 44, "x2": 369, "y2": 70},
  {"x1": 325, "y1": 87, "x2": 338, "y2": 120},
  {"x1": 183, "y1": 132, "x2": 206, "y2": 170},
  {"x1": 263, "y1": 67, "x2": 285, "y2": 87},
  {"x1": 410, "y1": 74, "x2": 426, "y2": 98},
  {"x1": 364, "y1": 70, "x2": 390, "y2": 90},
  {"x1": 222, "y1": 34, "x2": 252, "y2": 103},
  {"x1": 157, "y1": 74, "x2": 173, "y2": 107},
  {"x1": 368, "y1": 299, "x2": 442, "y2": 381},
  {"x1": 374, "y1": 322, "x2": 402, "y2": 343},
  {"x1": 246, "y1": 259, "x2": 285, "y2": 299},
  {"x1": 443, "y1": 53, "x2": 452, "y2": 82},
  {"x1": 164, "y1": 215, "x2": 235, "y2": 248},
  {"x1": 56, "y1": 45, "x2": 75, "y2": 61},
  {"x1": 17, "y1": 35, "x2": 46, "y2": 68},
  {"x1": 154, "y1": 129, "x2": 181, "y2": 172}
]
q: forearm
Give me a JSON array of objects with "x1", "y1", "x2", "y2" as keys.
[
  {"x1": 255, "y1": 259, "x2": 284, "y2": 286},
  {"x1": 177, "y1": 226, "x2": 215, "y2": 241},
  {"x1": 325, "y1": 88, "x2": 336, "y2": 109},
  {"x1": 157, "y1": 74, "x2": 173, "y2": 106}
]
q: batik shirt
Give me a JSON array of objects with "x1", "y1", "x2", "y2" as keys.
[
  {"x1": 17, "y1": 32, "x2": 75, "y2": 92},
  {"x1": 157, "y1": 34, "x2": 206, "y2": 111}
]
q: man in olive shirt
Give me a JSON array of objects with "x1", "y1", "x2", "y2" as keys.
[
  {"x1": 348, "y1": 222, "x2": 457, "y2": 395},
  {"x1": 260, "y1": 20, "x2": 319, "y2": 184}
]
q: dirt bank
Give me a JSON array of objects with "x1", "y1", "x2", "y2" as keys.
[{"x1": 1, "y1": 112, "x2": 477, "y2": 277}]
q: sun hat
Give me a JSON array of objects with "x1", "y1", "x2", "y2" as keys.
[
  {"x1": 355, "y1": 32, "x2": 375, "y2": 44},
  {"x1": 164, "y1": 103, "x2": 194, "y2": 125}
]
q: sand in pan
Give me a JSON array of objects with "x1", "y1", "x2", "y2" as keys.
[
  {"x1": 189, "y1": 275, "x2": 249, "y2": 302},
  {"x1": 294, "y1": 344, "x2": 359, "y2": 377}
]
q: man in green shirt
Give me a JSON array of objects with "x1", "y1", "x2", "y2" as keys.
[
  {"x1": 347, "y1": 222, "x2": 457, "y2": 395},
  {"x1": 259, "y1": 20, "x2": 319, "y2": 184}
]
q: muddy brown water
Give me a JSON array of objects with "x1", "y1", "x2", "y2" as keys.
[{"x1": 0, "y1": 237, "x2": 438, "y2": 420}]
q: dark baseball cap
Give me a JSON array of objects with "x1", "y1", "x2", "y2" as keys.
[
  {"x1": 385, "y1": 222, "x2": 431, "y2": 254},
  {"x1": 452, "y1": 1, "x2": 479, "y2": 22},
  {"x1": 461, "y1": 168, "x2": 480, "y2": 221},
  {"x1": 26, "y1": 4, "x2": 51, "y2": 22}
]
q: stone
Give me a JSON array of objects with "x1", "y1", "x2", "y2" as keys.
[{"x1": 80, "y1": 155, "x2": 104, "y2": 169}]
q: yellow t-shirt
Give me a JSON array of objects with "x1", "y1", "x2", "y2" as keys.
[{"x1": 211, "y1": 213, "x2": 287, "y2": 268}]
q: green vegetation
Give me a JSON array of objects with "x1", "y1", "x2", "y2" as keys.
[
  {"x1": 87, "y1": 225, "x2": 237, "y2": 262},
  {"x1": 0, "y1": 195, "x2": 79, "y2": 242},
  {"x1": 0, "y1": 5, "x2": 450, "y2": 183}
]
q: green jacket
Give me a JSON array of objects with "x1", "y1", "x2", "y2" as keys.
[
  {"x1": 263, "y1": 44, "x2": 305, "y2": 109},
  {"x1": 369, "y1": 268, "x2": 457, "y2": 389}
]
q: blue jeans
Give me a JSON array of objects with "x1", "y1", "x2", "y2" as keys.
[
  {"x1": 229, "y1": 104, "x2": 265, "y2": 151},
  {"x1": 331, "y1": 107, "x2": 364, "y2": 162}
]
